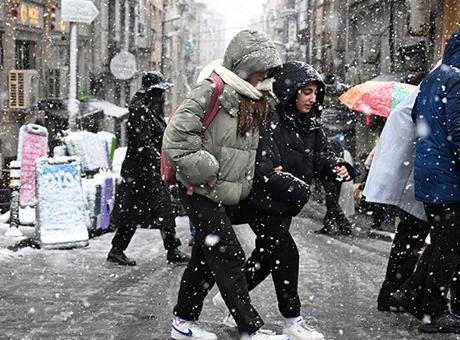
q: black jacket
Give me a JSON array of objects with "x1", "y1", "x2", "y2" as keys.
[
  {"x1": 245, "y1": 61, "x2": 355, "y2": 216},
  {"x1": 111, "y1": 90, "x2": 175, "y2": 229}
]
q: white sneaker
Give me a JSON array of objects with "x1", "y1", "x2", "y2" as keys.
[
  {"x1": 171, "y1": 317, "x2": 218, "y2": 339},
  {"x1": 241, "y1": 330, "x2": 290, "y2": 340},
  {"x1": 282, "y1": 317, "x2": 324, "y2": 340},
  {"x1": 212, "y1": 291, "x2": 237, "y2": 327}
]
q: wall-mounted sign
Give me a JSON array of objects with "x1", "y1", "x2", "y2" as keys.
[
  {"x1": 110, "y1": 51, "x2": 137, "y2": 80},
  {"x1": 18, "y1": 2, "x2": 44, "y2": 29}
]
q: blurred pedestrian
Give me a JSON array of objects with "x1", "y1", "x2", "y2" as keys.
[
  {"x1": 362, "y1": 86, "x2": 431, "y2": 311},
  {"x1": 337, "y1": 134, "x2": 356, "y2": 219},
  {"x1": 362, "y1": 145, "x2": 394, "y2": 229},
  {"x1": 107, "y1": 71, "x2": 190, "y2": 266},
  {"x1": 163, "y1": 30, "x2": 288, "y2": 340},
  {"x1": 315, "y1": 133, "x2": 353, "y2": 235}
]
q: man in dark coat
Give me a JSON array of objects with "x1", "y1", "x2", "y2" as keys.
[
  {"x1": 107, "y1": 71, "x2": 190, "y2": 266},
  {"x1": 392, "y1": 29, "x2": 460, "y2": 333}
]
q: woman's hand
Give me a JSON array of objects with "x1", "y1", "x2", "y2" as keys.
[
  {"x1": 208, "y1": 177, "x2": 218, "y2": 188},
  {"x1": 335, "y1": 165, "x2": 351, "y2": 181}
]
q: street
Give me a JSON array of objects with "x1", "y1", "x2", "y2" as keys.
[{"x1": 0, "y1": 206, "x2": 458, "y2": 340}]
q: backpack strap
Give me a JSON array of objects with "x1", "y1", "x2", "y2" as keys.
[
  {"x1": 187, "y1": 74, "x2": 224, "y2": 196},
  {"x1": 201, "y1": 73, "x2": 224, "y2": 132}
]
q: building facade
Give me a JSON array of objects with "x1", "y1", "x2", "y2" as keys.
[
  {"x1": 0, "y1": 0, "x2": 168, "y2": 170},
  {"x1": 258, "y1": 0, "x2": 460, "y2": 157},
  {"x1": 162, "y1": 0, "x2": 225, "y2": 109}
]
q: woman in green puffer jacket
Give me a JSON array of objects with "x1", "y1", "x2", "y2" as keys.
[{"x1": 164, "y1": 30, "x2": 288, "y2": 340}]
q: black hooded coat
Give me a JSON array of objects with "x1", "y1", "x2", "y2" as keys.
[
  {"x1": 244, "y1": 61, "x2": 355, "y2": 216},
  {"x1": 110, "y1": 90, "x2": 176, "y2": 229}
]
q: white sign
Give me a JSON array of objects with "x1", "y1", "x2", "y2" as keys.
[
  {"x1": 110, "y1": 51, "x2": 137, "y2": 80},
  {"x1": 36, "y1": 157, "x2": 89, "y2": 249},
  {"x1": 62, "y1": 0, "x2": 99, "y2": 24}
]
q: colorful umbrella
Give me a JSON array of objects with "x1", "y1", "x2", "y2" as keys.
[{"x1": 339, "y1": 81, "x2": 417, "y2": 119}]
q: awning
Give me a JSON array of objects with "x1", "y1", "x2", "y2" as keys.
[
  {"x1": 38, "y1": 99, "x2": 129, "y2": 120},
  {"x1": 88, "y1": 100, "x2": 129, "y2": 119}
]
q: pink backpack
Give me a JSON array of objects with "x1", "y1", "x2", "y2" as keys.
[{"x1": 161, "y1": 74, "x2": 224, "y2": 185}]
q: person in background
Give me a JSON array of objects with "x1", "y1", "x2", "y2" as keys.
[
  {"x1": 337, "y1": 134, "x2": 356, "y2": 220},
  {"x1": 362, "y1": 145, "x2": 394, "y2": 230},
  {"x1": 315, "y1": 133, "x2": 353, "y2": 235},
  {"x1": 107, "y1": 71, "x2": 190, "y2": 266},
  {"x1": 361, "y1": 81, "x2": 431, "y2": 313},
  {"x1": 163, "y1": 30, "x2": 288, "y2": 340}
]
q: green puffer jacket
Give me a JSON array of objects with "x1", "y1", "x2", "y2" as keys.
[{"x1": 162, "y1": 30, "x2": 281, "y2": 205}]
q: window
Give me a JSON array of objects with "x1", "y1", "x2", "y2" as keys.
[
  {"x1": 15, "y1": 40, "x2": 37, "y2": 69},
  {"x1": 47, "y1": 69, "x2": 62, "y2": 98},
  {"x1": 0, "y1": 34, "x2": 3, "y2": 68}
]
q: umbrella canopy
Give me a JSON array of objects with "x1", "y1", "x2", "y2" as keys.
[{"x1": 339, "y1": 81, "x2": 417, "y2": 118}]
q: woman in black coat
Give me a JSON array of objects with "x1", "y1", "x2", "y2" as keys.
[
  {"x1": 219, "y1": 61, "x2": 355, "y2": 340},
  {"x1": 107, "y1": 72, "x2": 189, "y2": 266}
]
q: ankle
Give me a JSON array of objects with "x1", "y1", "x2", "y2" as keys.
[
  {"x1": 284, "y1": 315, "x2": 302, "y2": 327},
  {"x1": 110, "y1": 247, "x2": 122, "y2": 254},
  {"x1": 173, "y1": 316, "x2": 189, "y2": 325}
]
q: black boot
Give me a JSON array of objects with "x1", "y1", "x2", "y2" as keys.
[
  {"x1": 339, "y1": 224, "x2": 352, "y2": 236},
  {"x1": 167, "y1": 248, "x2": 190, "y2": 264},
  {"x1": 315, "y1": 217, "x2": 340, "y2": 235},
  {"x1": 419, "y1": 312, "x2": 460, "y2": 333},
  {"x1": 107, "y1": 247, "x2": 137, "y2": 266},
  {"x1": 390, "y1": 290, "x2": 424, "y2": 319},
  {"x1": 336, "y1": 214, "x2": 353, "y2": 235}
]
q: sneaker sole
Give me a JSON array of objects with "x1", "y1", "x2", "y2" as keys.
[
  {"x1": 283, "y1": 328, "x2": 325, "y2": 340},
  {"x1": 171, "y1": 330, "x2": 218, "y2": 340}
]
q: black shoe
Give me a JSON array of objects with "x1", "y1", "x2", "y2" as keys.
[
  {"x1": 390, "y1": 290, "x2": 424, "y2": 319},
  {"x1": 107, "y1": 248, "x2": 137, "y2": 266},
  {"x1": 314, "y1": 226, "x2": 332, "y2": 235},
  {"x1": 314, "y1": 225, "x2": 341, "y2": 236},
  {"x1": 377, "y1": 296, "x2": 404, "y2": 312},
  {"x1": 167, "y1": 248, "x2": 190, "y2": 264},
  {"x1": 377, "y1": 302, "x2": 391, "y2": 312},
  {"x1": 339, "y1": 225, "x2": 352, "y2": 236},
  {"x1": 419, "y1": 312, "x2": 460, "y2": 333}
]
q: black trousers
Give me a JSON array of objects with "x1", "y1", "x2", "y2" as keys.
[
  {"x1": 173, "y1": 188, "x2": 263, "y2": 335},
  {"x1": 111, "y1": 216, "x2": 180, "y2": 251},
  {"x1": 245, "y1": 215, "x2": 301, "y2": 318},
  {"x1": 401, "y1": 203, "x2": 460, "y2": 317},
  {"x1": 377, "y1": 210, "x2": 430, "y2": 307}
]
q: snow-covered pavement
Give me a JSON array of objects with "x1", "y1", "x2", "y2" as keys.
[{"x1": 0, "y1": 214, "x2": 453, "y2": 340}]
